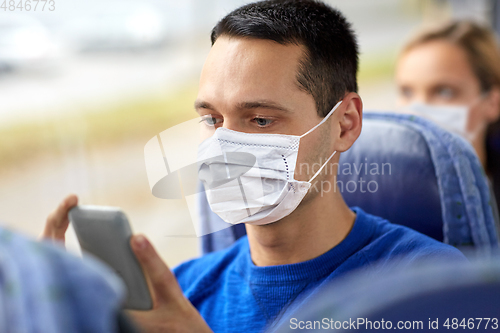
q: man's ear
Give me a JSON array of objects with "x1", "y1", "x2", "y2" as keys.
[{"x1": 334, "y1": 92, "x2": 363, "y2": 152}]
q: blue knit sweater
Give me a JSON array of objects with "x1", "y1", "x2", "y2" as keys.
[{"x1": 173, "y1": 207, "x2": 466, "y2": 333}]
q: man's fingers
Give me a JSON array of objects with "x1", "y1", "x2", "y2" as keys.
[
  {"x1": 42, "y1": 194, "x2": 78, "y2": 241},
  {"x1": 130, "y1": 234, "x2": 185, "y2": 306},
  {"x1": 128, "y1": 235, "x2": 213, "y2": 333}
]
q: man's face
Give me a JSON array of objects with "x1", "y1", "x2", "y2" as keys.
[{"x1": 195, "y1": 36, "x2": 336, "y2": 182}]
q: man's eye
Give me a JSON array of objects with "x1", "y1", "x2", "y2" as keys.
[
  {"x1": 200, "y1": 116, "x2": 221, "y2": 126},
  {"x1": 253, "y1": 118, "x2": 273, "y2": 127}
]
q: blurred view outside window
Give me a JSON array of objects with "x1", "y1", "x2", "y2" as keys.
[{"x1": 0, "y1": 0, "x2": 495, "y2": 266}]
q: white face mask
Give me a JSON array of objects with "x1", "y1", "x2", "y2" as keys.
[
  {"x1": 197, "y1": 101, "x2": 342, "y2": 226},
  {"x1": 406, "y1": 103, "x2": 469, "y2": 137},
  {"x1": 404, "y1": 96, "x2": 487, "y2": 141}
]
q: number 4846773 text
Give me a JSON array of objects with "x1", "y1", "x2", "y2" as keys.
[{"x1": 1, "y1": 0, "x2": 55, "y2": 11}]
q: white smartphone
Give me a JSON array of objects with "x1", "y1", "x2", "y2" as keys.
[{"x1": 69, "y1": 205, "x2": 153, "y2": 310}]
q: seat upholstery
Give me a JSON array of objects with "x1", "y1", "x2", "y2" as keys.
[{"x1": 0, "y1": 226, "x2": 126, "y2": 333}]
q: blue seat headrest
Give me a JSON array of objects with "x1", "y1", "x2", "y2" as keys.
[
  {"x1": 338, "y1": 117, "x2": 442, "y2": 241},
  {"x1": 340, "y1": 112, "x2": 498, "y2": 250}
]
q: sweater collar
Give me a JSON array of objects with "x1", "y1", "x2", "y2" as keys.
[{"x1": 235, "y1": 207, "x2": 375, "y2": 283}]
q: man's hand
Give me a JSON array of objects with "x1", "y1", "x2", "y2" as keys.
[
  {"x1": 41, "y1": 194, "x2": 78, "y2": 243},
  {"x1": 42, "y1": 196, "x2": 210, "y2": 331},
  {"x1": 128, "y1": 235, "x2": 213, "y2": 333}
]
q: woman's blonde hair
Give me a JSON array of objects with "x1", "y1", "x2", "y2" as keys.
[{"x1": 401, "y1": 20, "x2": 500, "y2": 93}]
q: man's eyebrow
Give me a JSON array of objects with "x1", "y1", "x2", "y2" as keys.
[
  {"x1": 237, "y1": 100, "x2": 290, "y2": 112},
  {"x1": 194, "y1": 100, "x2": 214, "y2": 110},
  {"x1": 194, "y1": 100, "x2": 291, "y2": 112}
]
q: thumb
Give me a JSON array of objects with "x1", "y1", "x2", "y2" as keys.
[
  {"x1": 130, "y1": 234, "x2": 185, "y2": 306},
  {"x1": 42, "y1": 194, "x2": 78, "y2": 241}
]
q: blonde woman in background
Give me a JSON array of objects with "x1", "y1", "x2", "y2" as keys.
[{"x1": 396, "y1": 21, "x2": 500, "y2": 209}]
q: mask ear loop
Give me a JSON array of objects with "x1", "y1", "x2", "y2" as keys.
[
  {"x1": 308, "y1": 150, "x2": 337, "y2": 183},
  {"x1": 300, "y1": 100, "x2": 342, "y2": 138},
  {"x1": 297, "y1": 100, "x2": 342, "y2": 182}
]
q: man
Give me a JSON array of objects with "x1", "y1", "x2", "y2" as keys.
[{"x1": 43, "y1": 1, "x2": 466, "y2": 332}]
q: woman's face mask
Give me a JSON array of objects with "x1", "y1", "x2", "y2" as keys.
[
  {"x1": 405, "y1": 103, "x2": 469, "y2": 137},
  {"x1": 403, "y1": 95, "x2": 488, "y2": 142}
]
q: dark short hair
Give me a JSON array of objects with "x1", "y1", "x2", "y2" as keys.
[{"x1": 211, "y1": 0, "x2": 358, "y2": 117}]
